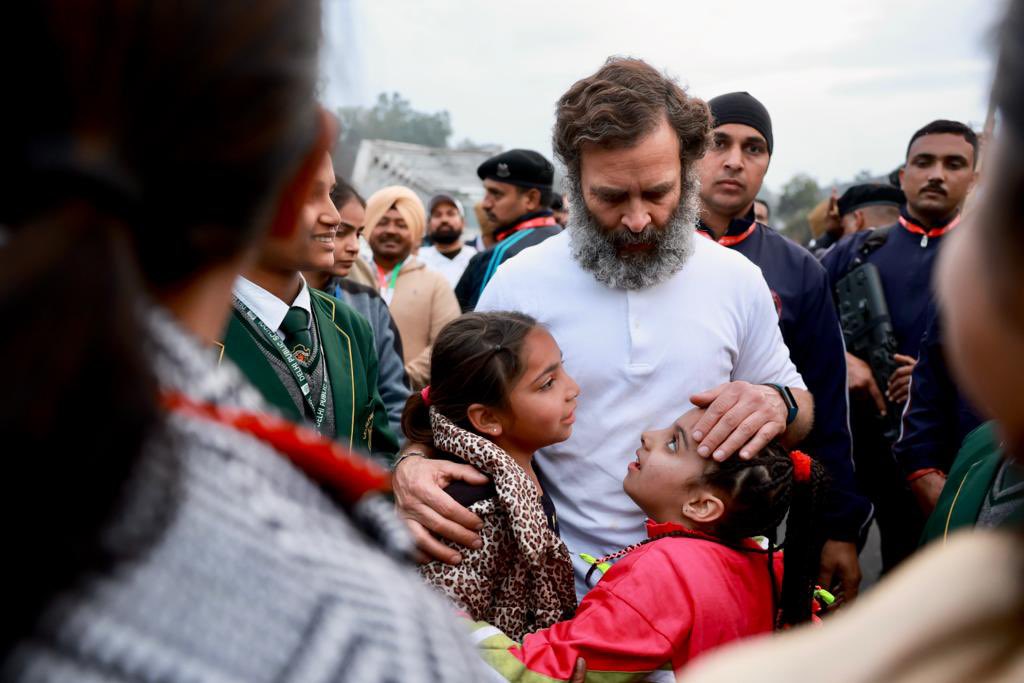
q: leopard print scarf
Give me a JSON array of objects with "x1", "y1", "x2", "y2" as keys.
[
  {"x1": 429, "y1": 408, "x2": 576, "y2": 630},
  {"x1": 431, "y1": 409, "x2": 566, "y2": 562}
]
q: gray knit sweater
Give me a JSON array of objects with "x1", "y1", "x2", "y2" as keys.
[{"x1": 3, "y1": 308, "x2": 486, "y2": 682}]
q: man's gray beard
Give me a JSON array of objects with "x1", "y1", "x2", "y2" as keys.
[{"x1": 567, "y1": 170, "x2": 700, "y2": 290}]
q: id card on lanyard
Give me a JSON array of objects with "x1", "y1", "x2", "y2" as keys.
[
  {"x1": 376, "y1": 260, "x2": 404, "y2": 306},
  {"x1": 233, "y1": 297, "x2": 330, "y2": 431}
]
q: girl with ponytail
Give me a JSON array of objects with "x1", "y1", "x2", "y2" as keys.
[
  {"x1": 406, "y1": 311, "x2": 580, "y2": 641},
  {"x1": 471, "y1": 406, "x2": 829, "y2": 682}
]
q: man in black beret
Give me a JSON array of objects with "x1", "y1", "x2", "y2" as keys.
[
  {"x1": 696, "y1": 91, "x2": 871, "y2": 604},
  {"x1": 809, "y1": 183, "x2": 906, "y2": 257},
  {"x1": 837, "y1": 183, "x2": 904, "y2": 236},
  {"x1": 454, "y1": 149, "x2": 562, "y2": 311}
]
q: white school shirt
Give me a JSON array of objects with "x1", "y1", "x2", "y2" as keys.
[
  {"x1": 417, "y1": 244, "x2": 478, "y2": 288},
  {"x1": 233, "y1": 275, "x2": 312, "y2": 340},
  {"x1": 477, "y1": 231, "x2": 805, "y2": 597}
]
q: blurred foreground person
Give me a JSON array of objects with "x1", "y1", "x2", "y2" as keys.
[
  {"x1": 0, "y1": 2, "x2": 484, "y2": 680},
  {"x1": 684, "y1": 2, "x2": 1024, "y2": 679}
]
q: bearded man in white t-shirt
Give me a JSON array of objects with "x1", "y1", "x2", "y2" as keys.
[{"x1": 394, "y1": 57, "x2": 814, "y2": 596}]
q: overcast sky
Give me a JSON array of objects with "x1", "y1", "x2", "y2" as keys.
[{"x1": 321, "y1": 0, "x2": 1002, "y2": 194}]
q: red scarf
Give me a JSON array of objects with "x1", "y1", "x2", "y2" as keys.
[{"x1": 162, "y1": 391, "x2": 391, "y2": 504}]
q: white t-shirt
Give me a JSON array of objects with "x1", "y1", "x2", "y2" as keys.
[
  {"x1": 417, "y1": 244, "x2": 478, "y2": 288},
  {"x1": 477, "y1": 230, "x2": 805, "y2": 596}
]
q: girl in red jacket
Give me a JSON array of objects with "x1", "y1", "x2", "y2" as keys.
[{"x1": 469, "y1": 407, "x2": 828, "y2": 682}]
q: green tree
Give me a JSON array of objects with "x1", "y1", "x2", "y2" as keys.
[
  {"x1": 335, "y1": 92, "x2": 453, "y2": 175},
  {"x1": 776, "y1": 173, "x2": 822, "y2": 245}
]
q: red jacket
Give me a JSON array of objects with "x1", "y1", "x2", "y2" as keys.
[{"x1": 471, "y1": 520, "x2": 782, "y2": 681}]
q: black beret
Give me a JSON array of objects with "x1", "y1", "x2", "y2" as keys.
[
  {"x1": 837, "y1": 183, "x2": 906, "y2": 217},
  {"x1": 708, "y1": 92, "x2": 774, "y2": 155},
  {"x1": 477, "y1": 149, "x2": 554, "y2": 190}
]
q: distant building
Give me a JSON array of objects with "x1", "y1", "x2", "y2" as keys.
[{"x1": 350, "y1": 139, "x2": 501, "y2": 236}]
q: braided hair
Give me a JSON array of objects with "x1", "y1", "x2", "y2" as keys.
[{"x1": 588, "y1": 443, "x2": 829, "y2": 628}]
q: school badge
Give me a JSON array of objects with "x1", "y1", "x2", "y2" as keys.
[{"x1": 292, "y1": 344, "x2": 312, "y2": 364}]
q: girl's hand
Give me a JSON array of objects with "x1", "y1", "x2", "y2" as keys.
[{"x1": 393, "y1": 450, "x2": 489, "y2": 564}]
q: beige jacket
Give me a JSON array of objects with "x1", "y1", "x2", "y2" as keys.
[
  {"x1": 383, "y1": 256, "x2": 459, "y2": 390},
  {"x1": 682, "y1": 530, "x2": 1024, "y2": 683}
]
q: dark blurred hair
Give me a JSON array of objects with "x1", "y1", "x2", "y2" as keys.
[
  {"x1": 701, "y1": 445, "x2": 829, "y2": 627},
  {"x1": 0, "y1": 0, "x2": 320, "y2": 657},
  {"x1": 983, "y1": 0, "x2": 1024, "y2": 329},
  {"x1": 906, "y1": 120, "x2": 979, "y2": 167},
  {"x1": 550, "y1": 193, "x2": 566, "y2": 212},
  {"x1": 402, "y1": 312, "x2": 538, "y2": 444},
  {"x1": 553, "y1": 57, "x2": 711, "y2": 182},
  {"x1": 332, "y1": 176, "x2": 366, "y2": 209},
  {"x1": 754, "y1": 197, "x2": 771, "y2": 219}
]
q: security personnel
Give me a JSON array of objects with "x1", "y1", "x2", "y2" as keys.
[
  {"x1": 821, "y1": 119, "x2": 979, "y2": 570},
  {"x1": 455, "y1": 149, "x2": 562, "y2": 311},
  {"x1": 892, "y1": 302, "x2": 982, "y2": 517},
  {"x1": 697, "y1": 91, "x2": 870, "y2": 601},
  {"x1": 810, "y1": 184, "x2": 904, "y2": 257}
]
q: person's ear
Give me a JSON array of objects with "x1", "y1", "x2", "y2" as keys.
[
  {"x1": 266, "y1": 106, "x2": 338, "y2": 240},
  {"x1": 855, "y1": 210, "x2": 866, "y2": 232},
  {"x1": 681, "y1": 490, "x2": 726, "y2": 525},
  {"x1": 898, "y1": 165, "x2": 907, "y2": 192},
  {"x1": 467, "y1": 403, "x2": 505, "y2": 438},
  {"x1": 525, "y1": 187, "x2": 541, "y2": 211}
]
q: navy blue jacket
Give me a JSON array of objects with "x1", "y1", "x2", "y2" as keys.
[
  {"x1": 455, "y1": 210, "x2": 561, "y2": 312},
  {"x1": 699, "y1": 212, "x2": 871, "y2": 541},
  {"x1": 820, "y1": 207, "x2": 956, "y2": 359},
  {"x1": 891, "y1": 302, "x2": 983, "y2": 476}
]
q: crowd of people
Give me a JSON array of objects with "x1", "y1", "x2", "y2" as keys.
[{"x1": 4, "y1": 0, "x2": 1024, "y2": 681}]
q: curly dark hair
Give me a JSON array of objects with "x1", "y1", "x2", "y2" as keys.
[{"x1": 553, "y1": 57, "x2": 711, "y2": 183}]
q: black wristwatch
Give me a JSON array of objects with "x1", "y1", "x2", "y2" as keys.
[{"x1": 762, "y1": 383, "x2": 798, "y2": 425}]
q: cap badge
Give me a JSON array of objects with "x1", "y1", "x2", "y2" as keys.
[{"x1": 496, "y1": 162, "x2": 511, "y2": 178}]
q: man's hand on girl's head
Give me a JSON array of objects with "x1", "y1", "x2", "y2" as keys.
[
  {"x1": 688, "y1": 381, "x2": 790, "y2": 461},
  {"x1": 393, "y1": 451, "x2": 489, "y2": 564}
]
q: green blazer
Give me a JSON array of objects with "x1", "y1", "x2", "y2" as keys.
[
  {"x1": 921, "y1": 421, "x2": 1024, "y2": 546},
  {"x1": 218, "y1": 287, "x2": 399, "y2": 462}
]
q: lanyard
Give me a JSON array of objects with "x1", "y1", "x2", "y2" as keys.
[
  {"x1": 480, "y1": 227, "x2": 535, "y2": 295},
  {"x1": 495, "y1": 215, "x2": 557, "y2": 242},
  {"x1": 162, "y1": 391, "x2": 389, "y2": 503},
  {"x1": 696, "y1": 220, "x2": 757, "y2": 247},
  {"x1": 233, "y1": 297, "x2": 330, "y2": 430},
  {"x1": 898, "y1": 214, "x2": 960, "y2": 248},
  {"x1": 375, "y1": 260, "x2": 404, "y2": 305},
  {"x1": 718, "y1": 220, "x2": 758, "y2": 247}
]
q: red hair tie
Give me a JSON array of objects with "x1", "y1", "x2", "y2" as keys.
[
  {"x1": 790, "y1": 450, "x2": 812, "y2": 483},
  {"x1": 420, "y1": 386, "x2": 431, "y2": 406}
]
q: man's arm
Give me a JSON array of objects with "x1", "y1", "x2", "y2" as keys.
[
  {"x1": 393, "y1": 453, "x2": 488, "y2": 563},
  {"x1": 893, "y1": 306, "x2": 969, "y2": 516}
]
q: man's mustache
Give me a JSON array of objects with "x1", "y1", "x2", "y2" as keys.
[{"x1": 920, "y1": 182, "x2": 947, "y2": 196}]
